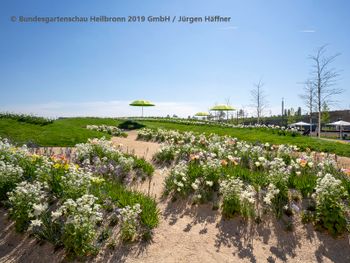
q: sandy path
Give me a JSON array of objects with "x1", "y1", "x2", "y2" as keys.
[{"x1": 1, "y1": 131, "x2": 350, "y2": 263}]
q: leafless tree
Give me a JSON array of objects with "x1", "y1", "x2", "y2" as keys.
[
  {"x1": 224, "y1": 97, "x2": 231, "y2": 121},
  {"x1": 308, "y1": 45, "x2": 343, "y2": 137},
  {"x1": 299, "y1": 80, "x2": 314, "y2": 128},
  {"x1": 250, "y1": 79, "x2": 268, "y2": 124}
]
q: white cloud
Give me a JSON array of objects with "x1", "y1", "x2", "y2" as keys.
[
  {"x1": 0, "y1": 100, "x2": 206, "y2": 118},
  {"x1": 300, "y1": 29, "x2": 316, "y2": 33},
  {"x1": 220, "y1": 26, "x2": 239, "y2": 30}
]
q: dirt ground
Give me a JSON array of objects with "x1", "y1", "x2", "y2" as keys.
[{"x1": 1, "y1": 131, "x2": 350, "y2": 263}]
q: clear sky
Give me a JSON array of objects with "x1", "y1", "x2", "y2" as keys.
[{"x1": 0, "y1": 0, "x2": 349, "y2": 117}]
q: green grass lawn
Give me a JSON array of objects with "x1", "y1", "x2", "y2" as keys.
[
  {"x1": 0, "y1": 117, "x2": 118, "y2": 146},
  {"x1": 0, "y1": 117, "x2": 349, "y2": 157}
]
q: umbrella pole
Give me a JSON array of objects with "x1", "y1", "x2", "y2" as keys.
[{"x1": 142, "y1": 106, "x2": 144, "y2": 118}]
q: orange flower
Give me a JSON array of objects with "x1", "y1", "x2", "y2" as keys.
[
  {"x1": 220, "y1": 159, "x2": 228, "y2": 166},
  {"x1": 299, "y1": 159, "x2": 307, "y2": 168},
  {"x1": 231, "y1": 159, "x2": 238, "y2": 166},
  {"x1": 343, "y1": 168, "x2": 350, "y2": 177},
  {"x1": 226, "y1": 140, "x2": 236, "y2": 145},
  {"x1": 190, "y1": 154, "x2": 199, "y2": 161},
  {"x1": 51, "y1": 154, "x2": 68, "y2": 164}
]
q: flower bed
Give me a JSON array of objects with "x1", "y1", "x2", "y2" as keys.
[
  {"x1": 0, "y1": 137, "x2": 159, "y2": 258},
  {"x1": 138, "y1": 128, "x2": 350, "y2": 236},
  {"x1": 86, "y1": 125, "x2": 127, "y2": 137},
  {"x1": 122, "y1": 117, "x2": 300, "y2": 136}
]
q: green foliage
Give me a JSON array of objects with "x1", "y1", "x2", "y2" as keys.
[
  {"x1": 117, "y1": 204, "x2": 142, "y2": 242},
  {"x1": 220, "y1": 177, "x2": 256, "y2": 219},
  {"x1": 288, "y1": 172, "x2": 317, "y2": 197},
  {"x1": 0, "y1": 112, "x2": 54, "y2": 125},
  {"x1": 153, "y1": 146, "x2": 177, "y2": 165},
  {"x1": 0, "y1": 161, "x2": 23, "y2": 200},
  {"x1": 132, "y1": 157, "x2": 155, "y2": 178},
  {"x1": 321, "y1": 102, "x2": 330, "y2": 124},
  {"x1": 314, "y1": 174, "x2": 348, "y2": 236},
  {"x1": 8, "y1": 181, "x2": 48, "y2": 232},
  {"x1": 118, "y1": 120, "x2": 145, "y2": 130},
  {"x1": 92, "y1": 180, "x2": 159, "y2": 230}
]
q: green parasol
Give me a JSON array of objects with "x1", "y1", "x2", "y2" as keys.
[
  {"x1": 129, "y1": 100, "x2": 155, "y2": 117},
  {"x1": 195, "y1": 112, "x2": 210, "y2": 117},
  {"x1": 210, "y1": 104, "x2": 235, "y2": 121}
]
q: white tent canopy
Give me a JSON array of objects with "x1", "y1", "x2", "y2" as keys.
[
  {"x1": 327, "y1": 120, "x2": 350, "y2": 139},
  {"x1": 327, "y1": 120, "x2": 350, "y2": 126},
  {"x1": 289, "y1": 121, "x2": 312, "y2": 126}
]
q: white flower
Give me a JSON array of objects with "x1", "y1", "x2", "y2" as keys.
[
  {"x1": 191, "y1": 183, "x2": 198, "y2": 190},
  {"x1": 206, "y1": 181, "x2": 213, "y2": 187},
  {"x1": 33, "y1": 203, "x2": 48, "y2": 216},
  {"x1": 263, "y1": 183, "x2": 280, "y2": 205},
  {"x1": 51, "y1": 210, "x2": 62, "y2": 221},
  {"x1": 30, "y1": 219, "x2": 43, "y2": 227}
]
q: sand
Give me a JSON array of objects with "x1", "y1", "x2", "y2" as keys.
[{"x1": 1, "y1": 131, "x2": 350, "y2": 263}]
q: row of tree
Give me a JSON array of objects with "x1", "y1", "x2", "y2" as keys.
[{"x1": 250, "y1": 45, "x2": 343, "y2": 137}]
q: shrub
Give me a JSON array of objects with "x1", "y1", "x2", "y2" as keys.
[
  {"x1": 220, "y1": 177, "x2": 256, "y2": 219},
  {"x1": 75, "y1": 138, "x2": 153, "y2": 183},
  {"x1": 313, "y1": 173, "x2": 348, "y2": 236},
  {"x1": 8, "y1": 181, "x2": 48, "y2": 232},
  {"x1": 0, "y1": 161, "x2": 23, "y2": 200},
  {"x1": 117, "y1": 203, "x2": 142, "y2": 242},
  {"x1": 0, "y1": 112, "x2": 53, "y2": 125},
  {"x1": 52, "y1": 195, "x2": 103, "y2": 256},
  {"x1": 86, "y1": 125, "x2": 127, "y2": 137},
  {"x1": 118, "y1": 120, "x2": 145, "y2": 130},
  {"x1": 132, "y1": 157, "x2": 154, "y2": 179},
  {"x1": 153, "y1": 145, "x2": 177, "y2": 165}
]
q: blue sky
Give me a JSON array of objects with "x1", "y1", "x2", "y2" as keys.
[{"x1": 0, "y1": 0, "x2": 349, "y2": 117}]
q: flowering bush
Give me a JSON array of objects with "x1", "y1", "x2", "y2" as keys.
[
  {"x1": 75, "y1": 137, "x2": 153, "y2": 183},
  {"x1": 60, "y1": 166, "x2": 96, "y2": 199},
  {"x1": 313, "y1": 174, "x2": 348, "y2": 236},
  {"x1": 52, "y1": 194, "x2": 103, "y2": 256},
  {"x1": 0, "y1": 160, "x2": 23, "y2": 200},
  {"x1": 86, "y1": 125, "x2": 127, "y2": 137},
  {"x1": 140, "y1": 128, "x2": 350, "y2": 229},
  {"x1": 8, "y1": 181, "x2": 48, "y2": 232},
  {"x1": 220, "y1": 177, "x2": 256, "y2": 218},
  {"x1": 116, "y1": 203, "x2": 142, "y2": 242},
  {"x1": 153, "y1": 145, "x2": 178, "y2": 165},
  {"x1": 125, "y1": 117, "x2": 300, "y2": 136},
  {"x1": 164, "y1": 162, "x2": 189, "y2": 195},
  {"x1": 1, "y1": 138, "x2": 159, "y2": 257}
]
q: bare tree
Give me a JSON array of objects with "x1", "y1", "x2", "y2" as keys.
[
  {"x1": 299, "y1": 80, "x2": 314, "y2": 129},
  {"x1": 250, "y1": 79, "x2": 268, "y2": 124},
  {"x1": 308, "y1": 45, "x2": 342, "y2": 138},
  {"x1": 225, "y1": 97, "x2": 231, "y2": 121}
]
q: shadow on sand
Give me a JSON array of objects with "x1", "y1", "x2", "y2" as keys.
[{"x1": 161, "y1": 198, "x2": 350, "y2": 263}]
